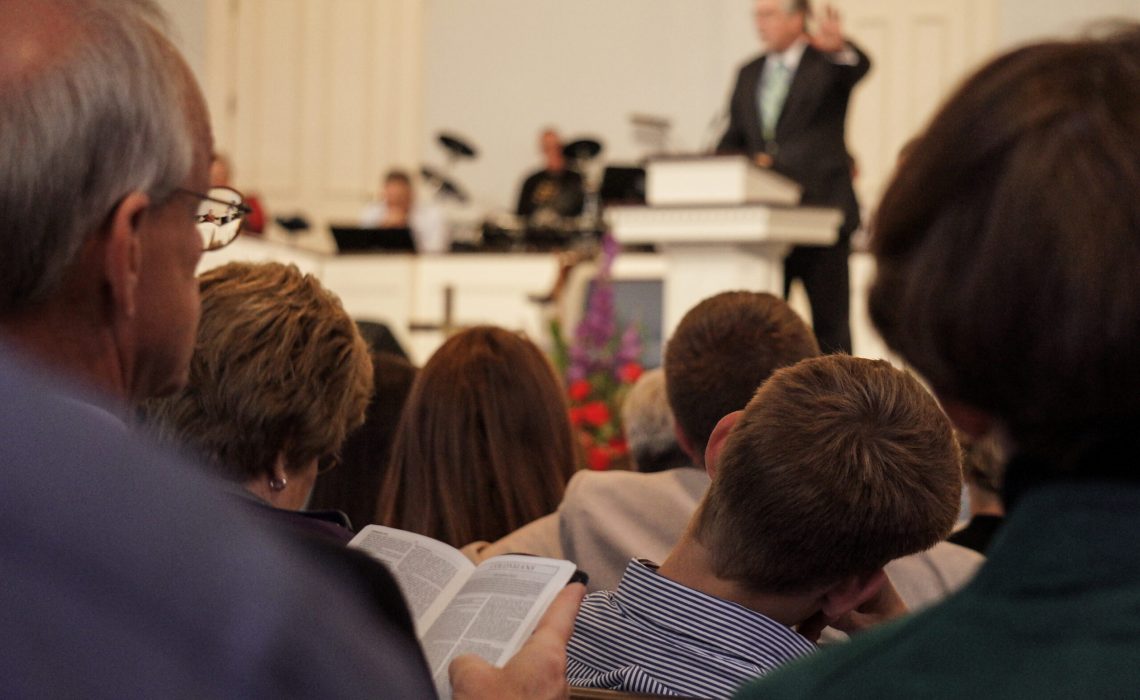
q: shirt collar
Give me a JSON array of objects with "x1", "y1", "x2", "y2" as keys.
[
  {"x1": 615, "y1": 559, "x2": 816, "y2": 671},
  {"x1": 769, "y1": 37, "x2": 809, "y2": 72}
]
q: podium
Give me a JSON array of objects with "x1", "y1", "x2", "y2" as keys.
[{"x1": 607, "y1": 156, "x2": 842, "y2": 336}]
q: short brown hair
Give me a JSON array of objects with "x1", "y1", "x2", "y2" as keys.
[
  {"x1": 142, "y1": 262, "x2": 373, "y2": 482},
  {"x1": 384, "y1": 169, "x2": 411, "y2": 187},
  {"x1": 695, "y1": 355, "x2": 962, "y2": 594},
  {"x1": 376, "y1": 326, "x2": 578, "y2": 547},
  {"x1": 870, "y1": 25, "x2": 1140, "y2": 451},
  {"x1": 664, "y1": 291, "x2": 820, "y2": 463}
]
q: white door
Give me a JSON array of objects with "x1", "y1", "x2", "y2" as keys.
[
  {"x1": 832, "y1": 0, "x2": 999, "y2": 206},
  {"x1": 204, "y1": 0, "x2": 425, "y2": 231}
]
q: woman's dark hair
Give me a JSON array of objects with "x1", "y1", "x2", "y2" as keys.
[{"x1": 375, "y1": 326, "x2": 578, "y2": 547}]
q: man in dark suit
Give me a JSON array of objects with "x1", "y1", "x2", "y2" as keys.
[{"x1": 717, "y1": 0, "x2": 869, "y2": 353}]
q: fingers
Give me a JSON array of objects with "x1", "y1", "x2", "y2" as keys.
[
  {"x1": 448, "y1": 584, "x2": 585, "y2": 700},
  {"x1": 807, "y1": 4, "x2": 844, "y2": 52},
  {"x1": 450, "y1": 654, "x2": 496, "y2": 699},
  {"x1": 816, "y1": 4, "x2": 839, "y2": 25},
  {"x1": 530, "y1": 583, "x2": 586, "y2": 647},
  {"x1": 796, "y1": 610, "x2": 834, "y2": 643}
]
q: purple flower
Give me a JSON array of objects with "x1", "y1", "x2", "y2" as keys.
[
  {"x1": 563, "y1": 230, "x2": 640, "y2": 384},
  {"x1": 600, "y1": 231, "x2": 620, "y2": 273},
  {"x1": 613, "y1": 322, "x2": 643, "y2": 373}
]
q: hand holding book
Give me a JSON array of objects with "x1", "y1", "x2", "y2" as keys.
[
  {"x1": 350, "y1": 525, "x2": 584, "y2": 699},
  {"x1": 450, "y1": 583, "x2": 587, "y2": 700}
]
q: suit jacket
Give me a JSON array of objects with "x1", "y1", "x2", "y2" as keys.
[
  {"x1": 464, "y1": 467, "x2": 711, "y2": 592},
  {"x1": 718, "y1": 42, "x2": 870, "y2": 240}
]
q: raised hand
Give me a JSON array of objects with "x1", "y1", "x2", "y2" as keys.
[
  {"x1": 808, "y1": 4, "x2": 846, "y2": 53},
  {"x1": 796, "y1": 570, "x2": 909, "y2": 642}
]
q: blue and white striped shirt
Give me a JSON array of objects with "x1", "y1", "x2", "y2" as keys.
[{"x1": 566, "y1": 560, "x2": 816, "y2": 698}]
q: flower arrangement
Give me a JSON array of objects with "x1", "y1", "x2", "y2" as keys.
[{"x1": 550, "y1": 233, "x2": 643, "y2": 470}]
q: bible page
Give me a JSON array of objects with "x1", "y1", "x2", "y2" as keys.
[
  {"x1": 420, "y1": 554, "x2": 577, "y2": 697},
  {"x1": 349, "y1": 524, "x2": 476, "y2": 634}
]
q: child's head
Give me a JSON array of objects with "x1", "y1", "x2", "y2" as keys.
[{"x1": 694, "y1": 355, "x2": 962, "y2": 595}]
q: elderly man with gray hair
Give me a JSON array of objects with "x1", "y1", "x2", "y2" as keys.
[
  {"x1": 0, "y1": 1, "x2": 581, "y2": 696},
  {"x1": 620, "y1": 368, "x2": 690, "y2": 473}
]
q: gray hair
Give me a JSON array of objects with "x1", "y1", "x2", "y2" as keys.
[
  {"x1": 621, "y1": 368, "x2": 680, "y2": 463},
  {"x1": 782, "y1": 0, "x2": 812, "y2": 17},
  {"x1": 961, "y1": 433, "x2": 1005, "y2": 495},
  {"x1": 0, "y1": 0, "x2": 196, "y2": 310}
]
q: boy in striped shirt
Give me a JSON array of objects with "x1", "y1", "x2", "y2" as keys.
[{"x1": 566, "y1": 355, "x2": 963, "y2": 698}]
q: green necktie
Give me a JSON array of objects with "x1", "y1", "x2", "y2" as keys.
[{"x1": 760, "y1": 59, "x2": 791, "y2": 141}]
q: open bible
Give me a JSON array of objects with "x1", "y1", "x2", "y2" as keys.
[{"x1": 350, "y1": 524, "x2": 581, "y2": 697}]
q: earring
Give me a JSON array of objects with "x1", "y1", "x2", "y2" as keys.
[{"x1": 269, "y1": 476, "x2": 287, "y2": 492}]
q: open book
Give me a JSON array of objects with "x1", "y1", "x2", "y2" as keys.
[{"x1": 350, "y1": 524, "x2": 580, "y2": 698}]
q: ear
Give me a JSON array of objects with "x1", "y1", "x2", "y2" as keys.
[
  {"x1": 703, "y1": 410, "x2": 743, "y2": 481},
  {"x1": 271, "y1": 450, "x2": 290, "y2": 481},
  {"x1": 262, "y1": 451, "x2": 292, "y2": 507},
  {"x1": 940, "y1": 399, "x2": 994, "y2": 439},
  {"x1": 819, "y1": 568, "x2": 887, "y2": 621},
  {"x1": 103, "y1": 191, "x2": 149, "y2": 319}
]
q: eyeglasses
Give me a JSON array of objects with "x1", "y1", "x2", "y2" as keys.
[
  {"x1": 177, "y1": 187, "x2": 251, "y2": 252},
  {"x1": 317, "y1": 454, "x2": 340, "y2": 475}
]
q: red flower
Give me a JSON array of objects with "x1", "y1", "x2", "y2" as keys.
[
  {"x1": 568, "y1": 407, "x2": 584, "y2": 427},
  {"x1": 579, "y1": 401, "x2": 611, "y2": 427},
  {"x1": 568, "y1": 379, "x2": 592, "y2": 402},
  {"x1": 618, "y1": 362, "x2": 643, "y2": 384},
  {"x1": 588, "y1": 447, "x2": 612, "y2": 470},
  {"x1": 608, "y1": 436, "x2": 628, "y2": 453}
]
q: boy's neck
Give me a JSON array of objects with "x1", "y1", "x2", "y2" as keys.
[{"x1": 657, "y1": 533, "x2": 822, "y2": 629}]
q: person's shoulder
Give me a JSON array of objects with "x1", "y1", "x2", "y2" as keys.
[
  {"x1": 0, "y1": 349, "x2": 435, "y2": 696},
  {"x1": 521, "y1": 168, "x2": 546, "y2": 185},
  {"x1": 732, "y1": 54, "x2": 766, "y2": 80},
  {"x1": 885, "y1": 540, "x2": 984, "y2": 610},
  {"x1": 740, "y1": 53, "x2": 766, "y2": 71},
  {"x1": 563, "y1": 466, "x2": 704, "y2": 501},
  {"x1": 470, "y1": 511, "x2": 563, "y2": 561},
  {"x1": 359, "y1": 201, "x2": 384, "y2": 227}
]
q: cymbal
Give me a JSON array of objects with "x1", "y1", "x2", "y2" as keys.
[
  {"x1": 273, "y1": 215, "x2": 310, "y2": 232},
  {"x1": 563, "y1": 138, "x2": 603, "y2": 161},
  {"x1": 438, "y1": 132, "x2": 477, "y2": 158},
  {"x1": 420, "y1": 165, "x2": 469, "y2": 204},
  {"x1": 438, "y1": 179, "x2": 468, "y2": 203},
  {"x1": 421, "y1": 165, "x2": 445, "y2": 183}
]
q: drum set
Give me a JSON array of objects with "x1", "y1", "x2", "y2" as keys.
[{"x1": 421, "y1": 132, "x2": 644, "y2": 253}]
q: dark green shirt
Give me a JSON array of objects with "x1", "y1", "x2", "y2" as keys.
[{"x1": 735, "y1": 481, "x2": 1140, "y2": 699}]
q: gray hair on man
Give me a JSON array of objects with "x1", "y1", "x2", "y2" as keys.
[
  {"x1": 621, "y1": 368, "x2": 688, "y2": 472},
  {"x1": 782, "y1": 0, "x2": 812, "y2": 17},
  {"x1": 0, "y1": 0, "x2": 197, "y2": 309}
]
